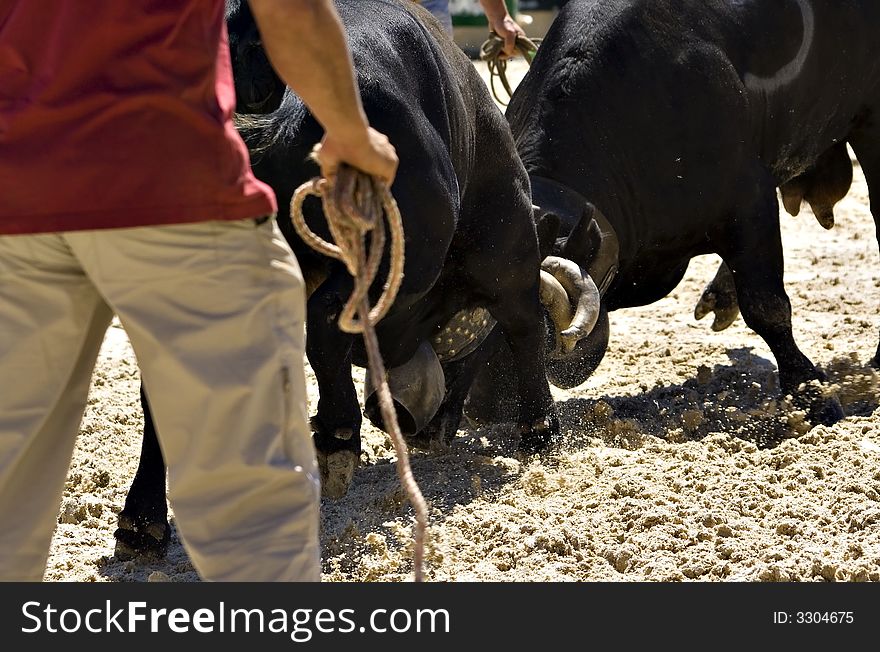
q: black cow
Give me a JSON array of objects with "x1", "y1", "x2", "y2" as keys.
[
  {"x1": 113, "y1": 0, "x2": 598, "y2": 558},
  {"x1": 466, "y1": 0, "x2": 880, "y2": 427},
  {"x1": 696, "y1": 140, "x2": 855, "y2": 331}
]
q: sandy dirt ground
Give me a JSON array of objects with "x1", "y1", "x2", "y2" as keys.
[{"x1": 45, "y1": 59, "x2": 880, "y2": 582}]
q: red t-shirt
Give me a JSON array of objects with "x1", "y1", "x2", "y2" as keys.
[{"x1": 0, "y1": 0, "x2": 276, "y2": 235}]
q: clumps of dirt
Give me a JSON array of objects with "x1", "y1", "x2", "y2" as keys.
[
  {"x1": 58, "y1": 499, "x2": 104, "y2": 525},
  {"x1": 820, "y1": 353, "x2": 880, "y2": 413},
  {"x1": 312, "y1": 342, "x2": 880, "y2": 584},
  {"x1": 552, "y1": 349, "x2": 880, "y2": 454},
  {"x1": 554, "y1": 367, "x2": 804, "y2": 451}
]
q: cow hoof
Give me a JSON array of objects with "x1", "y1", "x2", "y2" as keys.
[
  {"x1": 518, "y1": 415, "x2": 560, "y2": 453},
  {"x1": 710, "y1": 305, "x2": 740, "y2": 332},
  {"x1": 693, "y1": 292, "x2": 715, "y2": 321},
  {"x1": 113, "y1": 515, "x2": 170, "y2": 560},
  {"x1": 316, "y1": 449, "x2": 359, "y2": 499},
  {"x1": 405, "y1": 431, "x2": 451, "y2": 454},
  {"x1": 806, "y1": 395, "x2": 845, "y2": 427},
  {"x1": 694, "y1": 291, "x2": 740, "y2": 331},
  {"x1": 791, "y1": 384, "x2": 844, "y2": 427},
  {"x1": 412, "y1": 407, "x2": 463, "y2": 453}
]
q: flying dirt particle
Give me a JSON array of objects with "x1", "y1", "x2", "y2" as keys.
[
  {"x1": 591, "y1": 400, "x2": 614, "y2": 423},
  {"x1": 820, "y1": 354, "x2": 880, "y2": 408},
  {"x1": 665, "y1": 427, "x2": 686, "y2": 443},
  {"x1": 786, "y1": 410, "x2": 811, "y2": 435},
  {"x1": 696, "y1": 365, "x2": 712, "y2": 385},
  {"x1": 607, "y1": 418, "x2": 647, "y2": 449},
  {"x1": 521, "y1": 466, "x2": 557, "y2": 497},
  {"x1": 491, "y1": 456, "x2": 521, "y2": 475},
  {"x1": 680, "y1": 409, "x2": 704, "y2": 432}
]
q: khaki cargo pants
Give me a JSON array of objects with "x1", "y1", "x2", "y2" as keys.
[{"x1": 0, "y1": 218, "x2": 320, "y2": 581}]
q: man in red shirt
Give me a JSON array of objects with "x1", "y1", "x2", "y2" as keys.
[{"x1": 0, "y1": 0, "x2": 397, "y2": 581}]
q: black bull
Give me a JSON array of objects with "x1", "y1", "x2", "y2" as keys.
[
  {"x1": 112, "y1": 0, "x2": 600, "y2": 558},
  {"x1": 467, "y1": 0, "x2": 880, "y2": 425}
]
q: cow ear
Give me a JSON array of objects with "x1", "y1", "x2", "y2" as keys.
[
  {"x1": 560, "y1": 203, "x2": 601, "y2": 268},
  {"x1": 534, "y1": 206, "x2": 561, "y2": 260}
]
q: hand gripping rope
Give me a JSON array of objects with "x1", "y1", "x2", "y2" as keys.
[
  {"x1": 291, "y1": 166, "x2": 429, "y2": 582},
  {"x1": 479, "y1": 30, "x2": 541, "y2": 106}
]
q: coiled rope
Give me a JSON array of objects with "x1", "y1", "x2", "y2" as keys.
[
  {"x1": 479, "y1": 31, "x2": 541, "y2": 106},
  {"x1": 291, "y1": 165, "x2": 429, "y2": 582}
]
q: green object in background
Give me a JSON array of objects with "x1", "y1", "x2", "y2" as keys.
[{"x1": 451, "y1": 0, "x2": 519, "y2": 26}]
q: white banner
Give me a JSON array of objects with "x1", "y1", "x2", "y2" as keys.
[{"x1": 449, "y1": 0, "x2": 484, "y2": 16}]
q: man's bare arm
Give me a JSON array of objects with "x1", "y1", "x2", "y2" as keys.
[{"x1": 248, "y1": 0, "x2": 397, "y2": 183}]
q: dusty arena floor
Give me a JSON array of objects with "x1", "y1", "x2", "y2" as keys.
[{"x1": 45, "y1": 60, "x2": 880, "y2": 582}]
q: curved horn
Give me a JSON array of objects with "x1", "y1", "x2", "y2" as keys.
[
  {"x1": 541, "y1": 256, "x2": 601, "y2": 353},
  {"x1": 539, "y1": 270, "x2": 572, "y2": 357}
]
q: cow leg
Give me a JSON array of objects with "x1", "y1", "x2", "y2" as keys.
[
  {"x1": 306, "y1": 277, "x2": 361, "y2": 499},
  {"x1": 718, "y1": 171, "x2": 843, "y2": 426},
  {"x1": 114, "y1": 384, "x2": 170, "y2": 559},
  {"x1": 462, "y1": 334, "x2": 521, "y2": 427},
  {"x1": 847, "y1": 125, "x2": 880, "y2": 367},
  {"x1": 484, "y1": 281, "x2": 559, "y2": 452},
  {"x1": 694, "y1": 260, "x2": 740, "y2": 331}
]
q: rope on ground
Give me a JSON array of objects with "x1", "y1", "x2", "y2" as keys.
[
  {"x1": 291, "y1": 165, "x2": 429, "y2": 582},
  {"x1": 479, "y1": 31, "x2": 541, "y2": 106}
]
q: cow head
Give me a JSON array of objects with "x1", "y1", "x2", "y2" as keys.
[
  {"x1": 463, "y1": 180, "x2": 616, "y2": 427},
  {"x1": 225, "y1": 0, "x2": 287, "y2": 113},
  {"x1": 532, "y1": 177, "x2": 618, "y2": 389},
  {"x1": 530, "y1": 206, "x2": 608, "y2": 389}
]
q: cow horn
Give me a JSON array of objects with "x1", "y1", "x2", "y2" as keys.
[
  {"x1": 539, "y1": 270, "x2": 572, "y2": 357},
  {"x1": 541, "y1": 255, "x2": 601, "y2": 353}
]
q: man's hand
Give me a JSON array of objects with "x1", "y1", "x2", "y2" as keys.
[
  {"x1": 479, "y1": 0, "x2": 526, "y2": 57},
  {"x1": 490, "y1": 14, "x2": 526, "y2": 57},
  {"x1": 312, "y1": 127, "x2": 398, "y2": 185}
]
